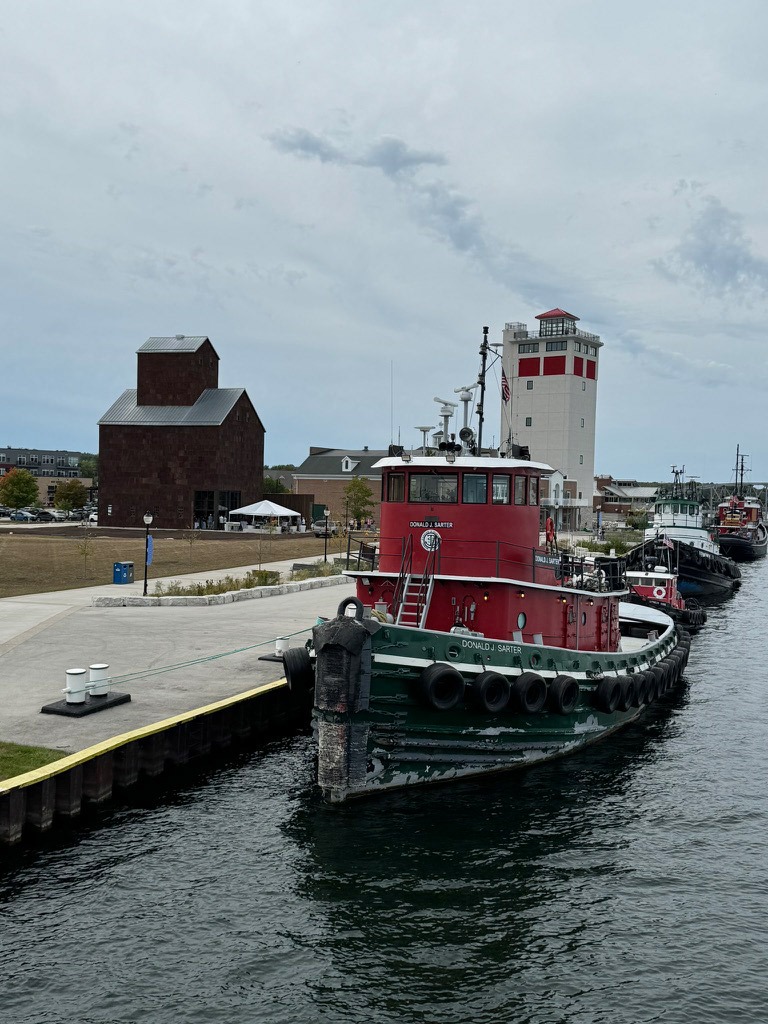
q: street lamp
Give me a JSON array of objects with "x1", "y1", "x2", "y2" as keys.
[
  {"x1": 143, "y1": 511, "x2": 153, "y2": 596},
  {"x1": 323, "y1": 507, "x2": 330, "y2": 563}
]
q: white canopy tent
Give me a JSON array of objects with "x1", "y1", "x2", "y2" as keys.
[{"x1": 228, "y1": 499, "x2": 303, "y2": 532}]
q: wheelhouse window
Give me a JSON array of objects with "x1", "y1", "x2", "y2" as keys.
[
  {"x1": 462, "y1": 473, "x2": 487, "y2": 504},
  {"x1": 409, "y1": 473, "x2": 458, "y2": 503},
  {"x1": 387, "y1": 473, "x2": 405, "y2": 502},
  {"x1": 492, "y1": 475, "x2": 511, "y2": 504},
  {"x1": 514, "y1": 476, "x2": 527, "y2": 505},
  {"x1": 528, "y1": 476, "x2": 539, "y2": 505}
]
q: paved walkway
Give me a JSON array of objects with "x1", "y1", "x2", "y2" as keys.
[{"x1": 0, "y1": 555, "x2": 351, "y2": 755}]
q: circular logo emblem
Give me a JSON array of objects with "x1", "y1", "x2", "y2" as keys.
[{"x1": 421, "y1": 529, "x2": 441, "y2": 551}]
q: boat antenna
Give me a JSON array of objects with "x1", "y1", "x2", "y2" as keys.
[{"x1": 476, "y1": 326, "x2": 489, "y2": 453}]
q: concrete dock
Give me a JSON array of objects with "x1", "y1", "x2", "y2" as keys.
[{"x1": 0, "y1": 557, "x2": 350, "y2": 753}]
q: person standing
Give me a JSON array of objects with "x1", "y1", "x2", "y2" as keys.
[{"x1": 545, "y1": 513, "x2": 557, "y2": 554}]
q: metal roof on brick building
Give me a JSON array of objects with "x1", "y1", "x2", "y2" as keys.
[
  {"x1": 137, "y1": 336, "x2": 214, "y2": 354},
  {"x1": 98, "y1": 388, "x2": 245, "y2": 426},
  {"x1": 293, "y1": 447, "x2": 389, "y2": 478}
]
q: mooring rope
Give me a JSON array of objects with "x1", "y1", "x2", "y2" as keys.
[{"x1": 105, "y1": 623, "x2": 314, "y2": 687}]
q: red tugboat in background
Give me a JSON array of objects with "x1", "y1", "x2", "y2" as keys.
[
  {"x1": 716, "y1": 447, "x2": 768, "y2": 562},
  {"x1": 303, "y1": 328, "x2": 691, "y2": 803}
]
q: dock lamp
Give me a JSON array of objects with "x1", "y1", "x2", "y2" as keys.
[
  {"x1": 143, "y1": 511, "x2": 153, "y2": 596},
  {"x1": 323, "y1": 507, "x2": 331, "y2": 563}
]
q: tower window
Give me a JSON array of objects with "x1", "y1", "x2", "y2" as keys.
[
  {"x1": 525, "y1": 417, "x2": 532, "y2": 427},
  {"x1": 526, "y1": 381, "x2": 533, "y2": 390},
  {"x1": 582, "y1": 381, "x2": 586, "y2": 391},
  {"x1": 581, "y1": 418, "x2": 585, "y2": 427},
  {"x1": 579, "y1": 455, "x2": 584, "y2": 464}
]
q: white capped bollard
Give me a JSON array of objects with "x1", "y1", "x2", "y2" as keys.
[
  {"x1": 64, "y1": 668, "x2": 88, "y2": 704},
  {"x1": 89, "y1": 663, "x2": 110, "y2": 697},
  {"x1": 275, "y1": 637, "x2": 289, "y2": 657}
]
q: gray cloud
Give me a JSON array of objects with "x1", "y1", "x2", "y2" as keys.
[{"x1": 653, "y1": 195, "x2": 768, "y2": 296}]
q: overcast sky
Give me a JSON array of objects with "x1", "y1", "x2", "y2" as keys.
[{"x1": 2, "y1": 1, "x2": 767, "y2": 483}]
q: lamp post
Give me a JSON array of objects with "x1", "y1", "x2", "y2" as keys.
[
  {"x1": 143, "y1": 511, "x2": 153, "y2": 596},
  {"x1": 323, "y1": 507, "x2": 330, "y2": 563}
]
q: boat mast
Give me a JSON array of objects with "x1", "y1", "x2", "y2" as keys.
[{"x1": 476, "y1": 326, "x2": 489, "y2": 453}]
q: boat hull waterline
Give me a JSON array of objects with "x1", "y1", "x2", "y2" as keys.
[{"x1": 312, "y1": 600, "x2": 689, "y2": 803}]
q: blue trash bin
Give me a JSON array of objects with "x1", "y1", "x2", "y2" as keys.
[{"x1": 113, "y1": 561, "x2": 135, "y2": 584}]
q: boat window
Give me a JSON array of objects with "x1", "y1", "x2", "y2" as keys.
[
  {"x1": 528, "y1": 476, "x2": 539, "y2": 505},
  {"x1": 462, "y1": 474, "x2": 487, "y2": 504},
  {"x1": 492, "y1": 475, "x2": 511, "y2": 504},
  {"x1": 517, "y1": 612, "x2": 526, "y2": 629},
  {"x1": 409, "y1": 473, "x2": 458, "y2": 503},
  {"x1": 514, "y1": 476, "x2": 527, "y2": 505},
  {"x1": 387, "y1": 473, "x2": 405, "y2": 502}
]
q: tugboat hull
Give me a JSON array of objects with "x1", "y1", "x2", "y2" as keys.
[
  {"x1": 312, "y1": 600, "x2": 688, "y2": 803},
  {"x1": 717, "y1": 532, "x2": 768, "y2": 562}
]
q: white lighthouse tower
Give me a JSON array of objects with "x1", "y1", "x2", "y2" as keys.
[{"x1": 499, "y1": 308, "x2": 601, "y2": 525}]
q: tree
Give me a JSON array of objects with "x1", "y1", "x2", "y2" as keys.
[
  {"x1": 0, "y1": 468, "x2": 39, "y2": 509},
  {"x1": 54, "y1": 479, "x2": 88, "y2": 512},
  {"x1": 344, "y1": 477, "x2": 375, "y2": 525},
  {"x1": 79, "y1": 453, "x2": 98, "y2": 485},
  {"x1": 263, "y1": 476, "x2": 291, "y2": 494}
]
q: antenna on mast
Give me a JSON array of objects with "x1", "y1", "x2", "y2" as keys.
[
  {"x1": 433, "y1": 397, "x2": 458, "y2": 447},
  {"x1": 415, "y1": 426, "x2": 434, "y2": 453}
]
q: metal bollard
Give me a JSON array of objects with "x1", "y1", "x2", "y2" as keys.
[
  {"x1": 88, "y1": 663, "x2": 110, "y2": 697},
  {"x1": 64, "y1": 668, "x2": 88, "y2": 704}
]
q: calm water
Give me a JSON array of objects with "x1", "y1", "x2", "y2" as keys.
[{"x1": 2, "y1": 564, "x2": 767, "y2": 1024}]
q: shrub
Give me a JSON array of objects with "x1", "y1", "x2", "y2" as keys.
[{"x1": 153, "y1": 569, "x2": 280, "y2": 597}]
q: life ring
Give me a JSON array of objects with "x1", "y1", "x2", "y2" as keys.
[
  {"x1": 418, "y1": 663, "x2": 465, "y2": 711},
  {"x1": 283, "y1": 646, "x2": 315, "y2": 694},
  {"x1": 652, "y1": 586, "x2": 666, "y2": 599},
  {"x1": 594, "y1": 676, "x2": 621, "y2": 713},
  {"x1": 512, "y1": 672, "x2": 547, "y2": 714},
  {"x1": 471, "y1": 671, "x2": 511, "y2": 714},
  {"x1": 337, "y1": 596, "x2": 364, "y2": 620},
  {"x1": 548, "y1": 674, "x2": 580, "y2": 715}
]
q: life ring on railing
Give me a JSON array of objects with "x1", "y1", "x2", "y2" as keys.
[
  {"x1": 418, "y1": 663, "x2": 465, "y2": 711},
  {"x1": 337, "y1": 596, "x2": 364, "y2": 620},
  {"x1": 652, "y1": 586, "x2": 666, "y2": 599}
]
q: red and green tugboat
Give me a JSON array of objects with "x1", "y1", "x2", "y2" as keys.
[
  {"x1": 716, "y1": 447, "x2": 768, "y2": 561},
  {"x1": 303, "y1": 332, "x2": 691, "y2": 802}
]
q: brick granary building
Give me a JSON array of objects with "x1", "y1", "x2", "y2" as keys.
[{"x1": 98, "y1": 336, "x2": 264, "y2": 529}]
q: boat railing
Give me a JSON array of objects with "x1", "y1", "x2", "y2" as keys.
[
  {"x1": 372, "y1": 534, "x2": 629, "y2": 592},
  {"x1": 391, "y1": 534, "x2": 413, "y2": 621}
]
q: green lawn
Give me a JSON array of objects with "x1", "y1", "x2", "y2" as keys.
[{"x1": 0, "y1": 741, "x2": 65, "y2": 782}]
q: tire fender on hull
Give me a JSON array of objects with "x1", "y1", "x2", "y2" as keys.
[
  {"x1": 471, "y1": 671, "x2": 511, "y2": 714},
  {"x1": 594, "y1": 676, "x2": 621, "y2": 713},
  {"x1": 548, "y1": 675, "x2": 580, "y2": 715},
  {"x1": 513, "y1": 672, "x2": 547, "y2": 714},
  {"x1": 419, "y1": 663, "x2": 465, "y2": 711}
]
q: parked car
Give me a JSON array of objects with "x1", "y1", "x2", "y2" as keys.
[
  {"x1": 312, "y1": 519, "x2": 339, "y2": 537},
  {"x1": 88, "y1": 512, "x2": 98, "y2": 523},
  {"x1": 68, "y1": 509, "x2": 85, "y2": 521},
  {"x1": 10, "y1": 510, "x2": 36, "y2": 522},
  {"x1": 35, "y1": 509, "x2": 56, "y2": 522}
]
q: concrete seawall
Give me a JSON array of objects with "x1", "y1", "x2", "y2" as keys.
[
  {"x1": 0, "y1": 565, "x2": 354, "y2": 849},
  {"x1": 1, "y1": 676, "x2": 310, "y2": 846}
]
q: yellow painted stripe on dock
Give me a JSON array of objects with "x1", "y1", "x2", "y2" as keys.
[{"x1": 0, "y1": 676, "x2": 288, "y2": 795}]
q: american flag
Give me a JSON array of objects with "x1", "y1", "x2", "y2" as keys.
[{"x1": 501, "y1": 368, "x2": 510, "y2": 403}]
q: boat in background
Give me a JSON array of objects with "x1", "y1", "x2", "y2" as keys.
[
  {"x1": 626, "y1": 468, "x2": 740, "y2": 600},
  {"x1": 625, "y1": 562, "x2": 706, "y2": 633},
  {"x1": 302, "y1": 330, "x2": 691, "y2": 803},
  {"x1": 715, "y1": 447, "x2": 768, "y2": 561}
]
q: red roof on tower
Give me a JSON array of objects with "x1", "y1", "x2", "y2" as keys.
[{"x1": 535, "y1": 308, "x2": 580, "y2": 321}]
